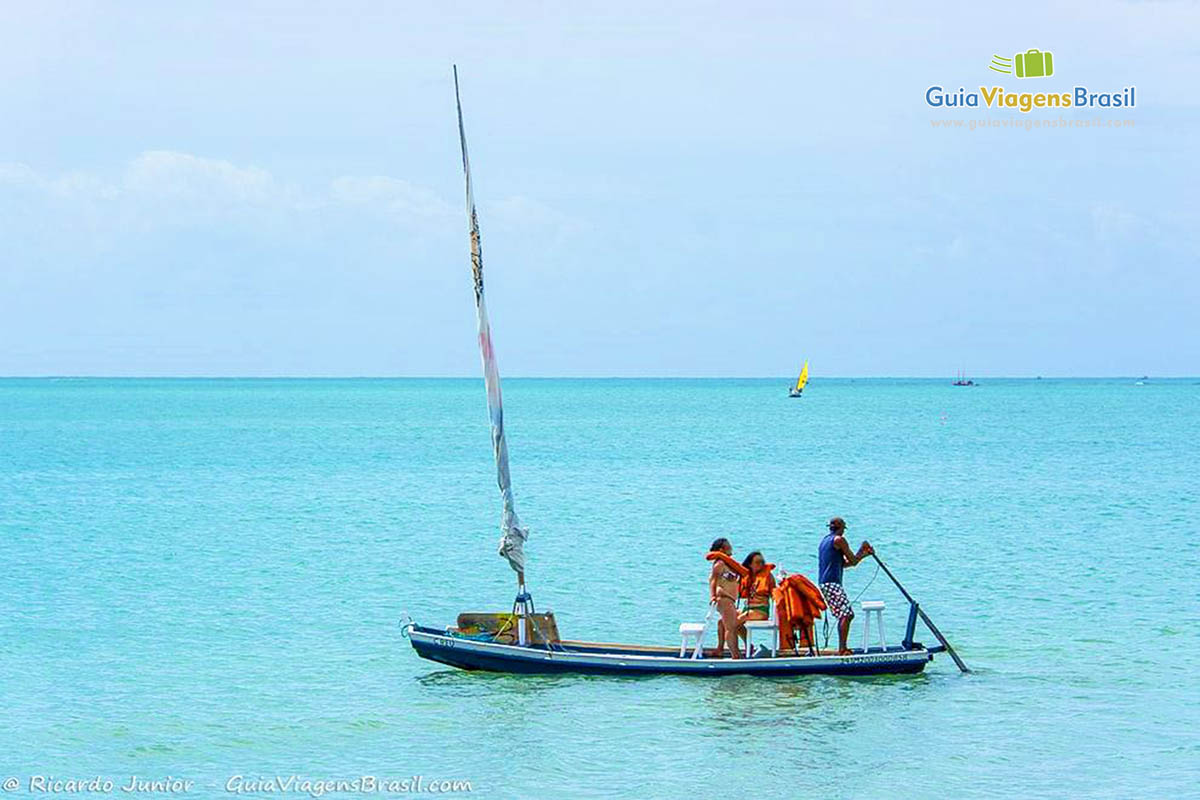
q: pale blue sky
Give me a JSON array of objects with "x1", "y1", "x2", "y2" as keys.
[{"x1": 1, "y1": 1, "x2": 1197, "y2": 376}]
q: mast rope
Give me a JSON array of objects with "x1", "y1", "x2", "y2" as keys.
[
  {"x1": 521, "y1": 592, "x2": 562, "y2": 654},
  {"x1": 850, "y1": 564, "x2": 880, "y2": 604}
]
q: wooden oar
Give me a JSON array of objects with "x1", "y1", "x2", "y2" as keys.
[{"x1": 871, "y1": 553, "x2": 971, "y2": 674}]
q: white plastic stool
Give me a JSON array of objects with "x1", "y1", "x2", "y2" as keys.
[
  {"x1": 860, "y1": 600, "x2": 887, "y2": 652},
  {"x1": 743, "y1": 604, "x2": 779, "y2": 657},
  {"x1": 679, "y1": 604, "x2": 717, "y2": 659}
]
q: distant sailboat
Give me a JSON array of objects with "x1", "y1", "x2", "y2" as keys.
[
  {"x1": 952, "y1": 369, "x2": 974, "y2": 387},
  {"x1": 789, "y1": 360, "x2": 809, "y2": 397}
]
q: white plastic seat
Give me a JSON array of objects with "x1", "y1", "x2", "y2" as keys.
[
  {"x1": 679, "y1": 604, "x2": 717, "y2": 658},
  {"x1": 861, "y1": 600, "x2": 887, "y2": 652},
  {"x1": 743, "y1": 603, "x2": 779, "y2": 657}
]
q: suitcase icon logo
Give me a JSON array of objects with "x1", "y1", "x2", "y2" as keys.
[{"x1": 989, "y1": 49, "x2": 1055, "y2": 78}]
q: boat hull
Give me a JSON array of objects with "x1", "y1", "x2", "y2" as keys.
[{"x1": 407, "y1": 625, "x2": 931, "y2": 677}]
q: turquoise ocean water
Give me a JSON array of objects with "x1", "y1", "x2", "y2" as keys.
[{"x1": 2, "y1": 378, "x2": 1197, "y2": 799}]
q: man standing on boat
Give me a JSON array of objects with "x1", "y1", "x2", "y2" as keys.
[{"x1": 818, "y1": 517, "x2": 873, "y2": 655}]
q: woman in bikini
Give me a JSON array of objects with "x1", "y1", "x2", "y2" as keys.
[
  {"x1": 708, "y1": 537, "x2": 743, "y2": 659},
  {"x1": 737, "y1": 550, "x2": 775, "y2": 652}
]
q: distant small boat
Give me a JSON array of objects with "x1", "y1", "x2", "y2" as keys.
[
  {"x1": 788, "y1": 360, "x2": 809, "y2": 397},
  {"x1": 952, "y1": 369, "x2": 974, "y2": 387}
]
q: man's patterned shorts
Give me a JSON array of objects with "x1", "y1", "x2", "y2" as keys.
[{"x1": 821, "y1": 582, "x2": 854, "y2": 620}]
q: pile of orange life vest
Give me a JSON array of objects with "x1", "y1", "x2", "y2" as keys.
[{"x1": 773, "y1": 573, "x2": 827, "y2": 652}]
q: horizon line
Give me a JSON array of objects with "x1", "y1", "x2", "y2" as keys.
[{"x1": 0, "y1": 374, "x2": 1189, "y2": 381}]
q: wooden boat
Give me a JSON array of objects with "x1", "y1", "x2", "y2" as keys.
[
  {"x1": 788, "y1": 360, "x2": 809, "y2": 397},
  {"x1": 406, "y1": 69, "x2": 969, "y2": 679},
  {"x1": 405, "y1": 623, "x2": 940, "y2": 676},
  {"x1": 952, "y1": 369, "x2": 975, "y2": 386}
]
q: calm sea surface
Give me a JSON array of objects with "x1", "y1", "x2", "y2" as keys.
[{"x1": 2, "y1": 378, "x2": 1197, "y2": 799}]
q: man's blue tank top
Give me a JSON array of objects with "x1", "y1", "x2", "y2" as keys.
[{"x1": 818, "y1": 533, "x2": 843, "y2": 585}]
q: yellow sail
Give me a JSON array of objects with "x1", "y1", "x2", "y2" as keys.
[{"x1": 796, "y1": 360, "x2": 809, "y2": 392}]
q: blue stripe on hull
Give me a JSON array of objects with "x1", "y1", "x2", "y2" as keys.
[{"x1": 410, "y1": 636, "x2": 929, "y2": 677}]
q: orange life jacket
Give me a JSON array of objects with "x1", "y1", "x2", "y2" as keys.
[
  {"x1": 705, "y1": 550, "x2": 749, "y2": 578},
  {"x1": 773, "y1": 573, "x2": 827, "y2": 651},
  {"x1": 741, "y1": 565, "x2": 777, "y2": 599}
]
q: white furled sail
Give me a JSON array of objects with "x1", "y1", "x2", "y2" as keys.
[{"x1": 453, "y1": 66, "x2": 529, "y2": 578}]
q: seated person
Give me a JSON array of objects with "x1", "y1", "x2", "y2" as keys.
[{"x1": 737, "y1": 550, "x2": 775, "y2": 650}]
